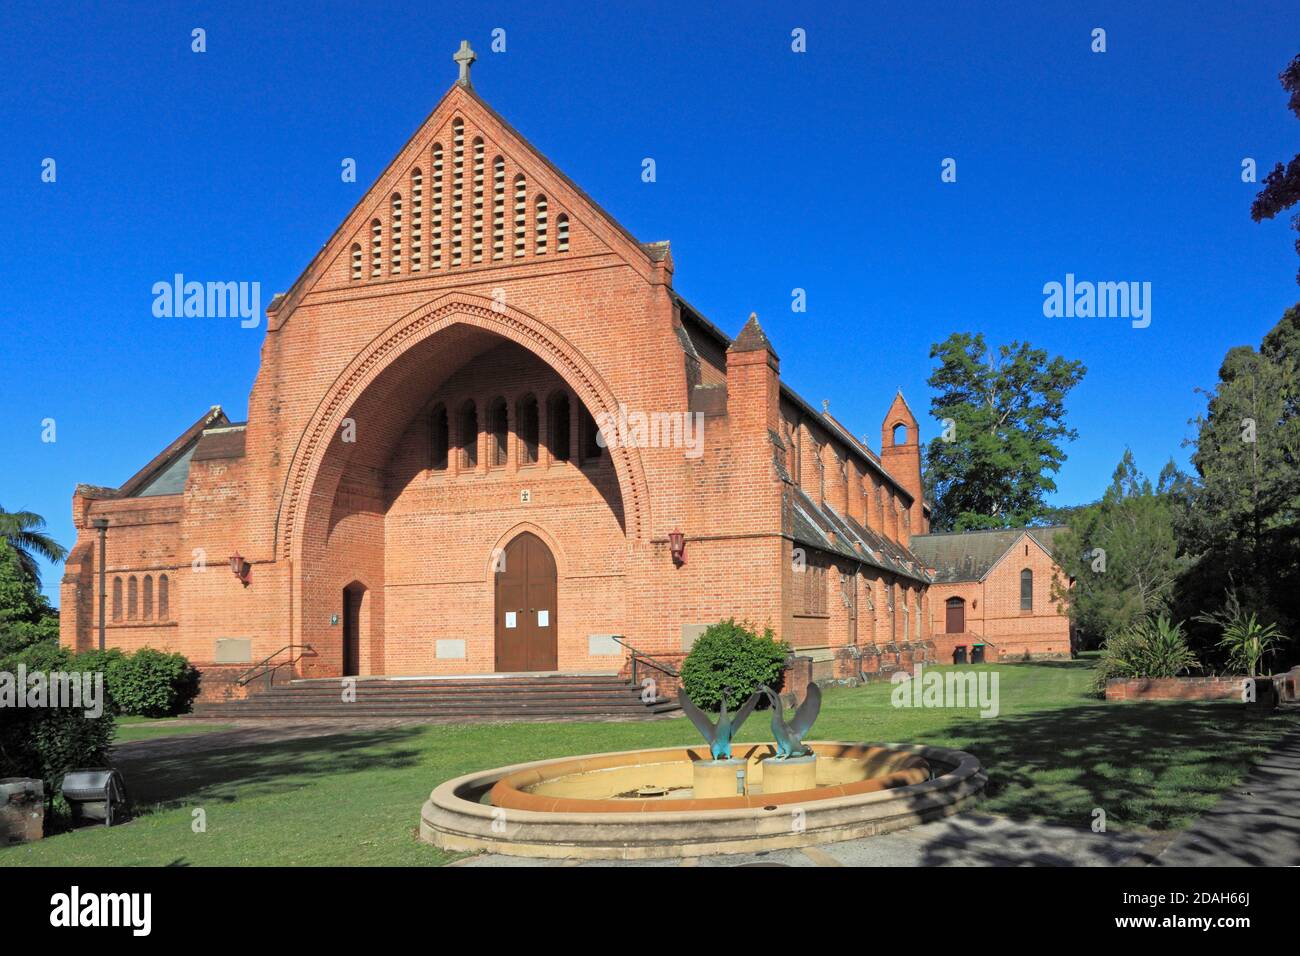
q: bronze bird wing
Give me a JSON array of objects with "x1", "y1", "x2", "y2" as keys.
[
  {"x1": 789, "y1": 682, "x2": 822, "y2": 740},
  {"x1": 677, "y1": 689, "x2": 718, "y2": 743}
]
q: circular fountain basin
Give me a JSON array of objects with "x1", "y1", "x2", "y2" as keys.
[{"x1": 420, "y1": 741, "x2": 986, "y2": 860}]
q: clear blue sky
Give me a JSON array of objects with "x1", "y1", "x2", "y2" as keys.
[{"x1": 3, "y1": 1, "x2": 1298, "y2": 603}]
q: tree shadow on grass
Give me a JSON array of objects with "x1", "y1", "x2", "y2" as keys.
[
  {"x1": 109, "y1": 727, "x2": 428, "y2": 810},
  {"x1": 903, "y1": 701, "x2": 1300, "y2": 866}
]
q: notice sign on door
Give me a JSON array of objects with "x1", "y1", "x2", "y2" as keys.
[
  {"x1": 505, "y1": 611, "x2": 517, "y2": 629},
  {"x1": 537, "y1": 610, "x2": 549, "y2": 627}
]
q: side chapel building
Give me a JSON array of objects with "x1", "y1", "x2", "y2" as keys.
[{"x1": 59, "y1": 45, "x2": 1068, "y2": 695}]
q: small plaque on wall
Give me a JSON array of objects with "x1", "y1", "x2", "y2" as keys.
[
  {"x1": 436, "y1": 639, "x2": 466, "y2": 660},
  {"x1": 214, "y1": 638, "x2": 252, "y2": 664}
]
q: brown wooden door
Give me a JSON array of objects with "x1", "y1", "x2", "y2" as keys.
[
  {"x1": 494, "y1": 533, "x2": 558, "y2": 672},
  {"x1": 343, "y1": 585, "x2": 363, "y2": 676},
  {"x1": 945, "y1": 597, "x2": 965, "y2": 634}
]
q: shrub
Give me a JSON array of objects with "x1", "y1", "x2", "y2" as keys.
[
  {"x1": 1194, "y1": 590, "x2": 1287, "y2": 678},
  {"x1": 680, "y1": 618, "x2": 790, "y2": 711},
  {"x1": 0, "y1": 644, "x2": 115, "y2": 791},
  {"x1": 104, "y1": 648, "x2": 200, "y2": 717},
  {"x1": 1093, "y1": 613, "x2": 1199, "y2": 695}
]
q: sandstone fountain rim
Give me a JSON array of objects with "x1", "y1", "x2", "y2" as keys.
[{"x1": 426, "y1": 740, "x2": 984, "y2": 824}]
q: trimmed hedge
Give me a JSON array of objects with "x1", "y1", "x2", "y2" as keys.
[
  {"x1": 0, "y1": 643, "x2": 200, "y2": 788},
  {"x1": 680, "y1": 618, "x2": 790, "y2": 711},
  {"x1": 0, "y1": 644, "x2": 115, "y2": 791}
]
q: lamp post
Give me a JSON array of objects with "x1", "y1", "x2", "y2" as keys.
[{"x1": 91, "y1": 518, "x2": 109, "y2": 651}]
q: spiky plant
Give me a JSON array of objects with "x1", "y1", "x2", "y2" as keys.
[{"x1": 1093, "y1": 614, "x2": 1199, "y2": 695}]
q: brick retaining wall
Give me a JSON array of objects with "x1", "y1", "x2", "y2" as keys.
[{"x1": 1105, "y1": 676, "x2": 1247, "y2": 701}]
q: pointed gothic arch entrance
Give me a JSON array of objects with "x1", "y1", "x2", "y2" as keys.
[{"x1": 493, "y1": 532, "x2": 558, "y2": 672}]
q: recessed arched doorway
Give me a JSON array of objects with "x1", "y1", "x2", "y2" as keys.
[
  {"x1": 343, "y1": 582, "x2": 367, "y2": 676},
  {"x1": 494, "y1": 532, "x2": 557, "y2": 672},
  {"x1": 945, "y1": 596, "x2": 965, "y2": 634}
]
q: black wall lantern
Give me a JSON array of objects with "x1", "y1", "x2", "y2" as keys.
[
  {"x1": 669, "y1": 527, "x2": 686, "y2": 566},
  {"x1": 229, "y1": 553, "x2": 251, "y2": 586}
]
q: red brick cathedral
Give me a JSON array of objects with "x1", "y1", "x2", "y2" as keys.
[{"x1": 58, "y1": 45, "x2": 1035, "y2": 693}]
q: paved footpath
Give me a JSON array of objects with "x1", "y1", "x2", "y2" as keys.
[{"x1": 1151, "y1": 725, "x2": 1300, "y2": 867}]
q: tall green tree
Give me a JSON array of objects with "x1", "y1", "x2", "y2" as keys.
[
  {"x1": 0, "y1": 542, "x2": 60, "y2": 656},
  {"x1": 0, "y1": 506, "x2": 66, "y2": 587},
  {"x1": 1052, "y1": 451, "x2": 1187, "y2": 648},
  {"x1": 1177, "y1": 306, "x2": 1300, "y2": 651},
  {"x1": 923, "y1": 333, "x2": 1086, "y2": 531},
  {"x1": 1250, "y1": 53, "x2": 1300, "y2": 285}
]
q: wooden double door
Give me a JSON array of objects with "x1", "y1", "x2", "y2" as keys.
[{"x1": 493, "y1": 532, "x2": 558, "y2": 672}]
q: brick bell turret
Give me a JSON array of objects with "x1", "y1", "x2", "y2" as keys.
[{"x1": 880, "y1": 390, "x2": 927, "y2": 536}]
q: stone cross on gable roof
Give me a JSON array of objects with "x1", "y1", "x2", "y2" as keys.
[{"x1": 453, "y1": 40, "x2": 476, "y2": 87}]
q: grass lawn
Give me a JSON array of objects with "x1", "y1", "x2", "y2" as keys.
[
  {"x1": 2, "y1": 659, "x2": 1295, "y2": 866},
  {"x1": 113, "y1": 717, "x2": 234, "y2": 744}
]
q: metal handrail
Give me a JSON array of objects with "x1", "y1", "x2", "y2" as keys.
[
  {"x1": 611, "y1": 636, "x2": 679, "y2": 689},
  {"x1": 235, "y1": 643, "x2": 316, "y2": 687}
]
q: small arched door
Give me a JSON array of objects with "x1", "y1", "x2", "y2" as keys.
[
  {"x1": 945, "y1": 596, "x2": 966, "y2": 634},
  {"x1": 343, "y1": 582, "x2": 367, "y2": 676},
  {"x1": 494, "y1": 532, "x2": 558, "y2": 672}
]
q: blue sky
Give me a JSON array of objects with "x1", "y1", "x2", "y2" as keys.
[{"x1": 2, "y1": 1, "x2": 1298, "y2": 603}]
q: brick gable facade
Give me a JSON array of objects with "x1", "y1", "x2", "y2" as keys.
[{"x1": 59, "y1": 55, "x2": 949, "y2": 691}]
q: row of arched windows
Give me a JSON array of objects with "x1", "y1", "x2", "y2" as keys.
[
  {"x1": 350, "y1": 119, "x2": 571, "y2": 281},
  {"x1": 110, "y1": 573, "x2": 170, "y2": 623},
  {"x1": 428, "y1": 391, "x2": 602, "y2": 473}
]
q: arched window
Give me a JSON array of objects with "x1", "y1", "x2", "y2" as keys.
[
  {"x1": 410, "y1": 168, "x2": 423, "y2": 271},
  {"x1": 143, "y1": 575, "x2": 154, "y2": 621},
  {"x1": 390, "y1": 193, "x2": 403, "y2": 273},
  {"x1": 513, "y1": 174, "x2": 527, "y2": 257},
  {"x1": 1020, "y1": 568, "x2": 1034, "y2": 611},
  {"x1": 517, "y1": 394, "x2": 539, "y2": 465},
  {"x1": 492, "y1": 156, "x2": 506, "y2": 260},
  {"x1": 488, "y1": 397, "x2": 508, "y2": 468},
  {"x1": 158, "y1": 574, "x2": 169, "y2": 621},
  {"x1": 548, "y1": 392, "x2": 570, "y2": 462},
  {"x1": 431, "y1": 143, "x2": 444, "y2": 268},
  {"x1": 350, "y1": 243, "x2": 362, "y2": 281},
  {"x1": 534, "y1": 194, "x2": 548, "y2": 254},
  {"x1": 459, "y1": 399, "x2": 478, "y2": 468},
  {"x1": 451, "y1": 118, "x2": 464, "y2": 265},
  {"x1": 472, "y1": 138, "x2": 485, "y2": 263},
  {"x1": 112, "y1": 577, "x2": 123, "y2": 622},
  {"x1": 892, "y1": 422, "x2": 907, "y2": 445},
  {"x1": 579, "y1": 404, "x2": 603, "y2": 463},
  {"x1": 430, "y1": 404, "x2": 448, "y2": 471},
  {"x1": 127, "y1": 576, "x2": 138, "y2": 621},
  {"x1": 370, "y1": 219, "x2": 382, "y2": 277},
  {"x1": 556, "y1": 213, "x2": 570, "y2": 253}
]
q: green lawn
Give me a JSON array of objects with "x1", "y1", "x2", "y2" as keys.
[
  {"x1": 113, "y1": 717, "x2": 233, "y2": 744},
  {"x1": 2, "y1": 659, "x2": 1294, "y2": 866}
]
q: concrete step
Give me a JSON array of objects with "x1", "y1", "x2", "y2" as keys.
[{"x1": 194, "y1": 673, "x2": 679, "y2": 720}]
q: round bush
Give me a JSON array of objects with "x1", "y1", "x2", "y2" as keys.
[
  {"x1": 105, "y1": 648, "x2": 200, "y2": 717},
  {"x1": 680, "y1": 618, "x2": 790, "y2": 711}
]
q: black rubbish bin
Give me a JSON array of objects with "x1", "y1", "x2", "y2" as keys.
[
  {"x1": 953, "y1": 645, "x2": 968, "y2": 664},
  {"x1": 971, "y1": 644, "x2": 986, "y2": 664}
]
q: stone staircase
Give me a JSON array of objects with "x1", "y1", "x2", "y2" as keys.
[{"x1": 190, "y1": 673, "x2": 680, "y2": 721}]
